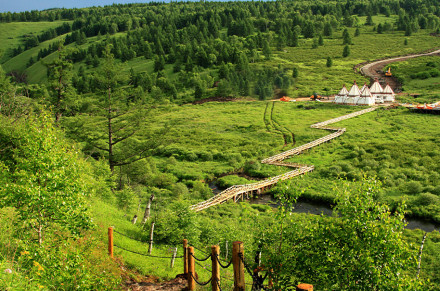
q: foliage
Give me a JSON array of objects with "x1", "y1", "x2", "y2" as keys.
[
  {"x1": 260, "y1": 178, "x2": 420, "y2": 290},
  {"x1": 0, "y1": 112, "x2": 92, "y2": 244}
]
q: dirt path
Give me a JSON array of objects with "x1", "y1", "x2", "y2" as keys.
[
  {"x1": 357, "y1": 48, "x2": 440, "y2": 92},
  {"x1": 124, "y1": 274, "x2": 187, "y2": 290}
]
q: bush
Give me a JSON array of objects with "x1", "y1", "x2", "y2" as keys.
[
  {"x1": 429, "y1": 69, "x2": 440, "y2": 77},
  {"x1": 404, "y1": 181, "x2": 423, "y2": 195}
]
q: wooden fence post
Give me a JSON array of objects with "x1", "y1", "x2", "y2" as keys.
[
  {"x1": 148, "y1": 222, "x2": 155, "y2": 254},
  {"x1": 108, "y1": 227, "x2": 113, "y2": 258},
  {"x1": 211, "y1": 245, "x2": 220, "y2": 291},
  {"x1": 188, "y1": 246, "x2": 196, "y2": 291},
  {"x1": 296, "y1": 283, "x2": 313, "y2": 291},
  {"x1": 183, "y1": 239, "x2": 188, "y2": 275},
  {"x1": 233, "y1": 241, "x2": 245, "y2": 291},
  {"x1": 170, "y1": 247, "x2": 177, "y2": 268}
]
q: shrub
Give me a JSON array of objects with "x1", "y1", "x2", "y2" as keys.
[{"x1": 404, "y1": 181, "x2": 423, "y2": 195}]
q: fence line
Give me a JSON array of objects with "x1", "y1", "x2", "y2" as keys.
[{"x1": 108, "y1": 228, "x2": 314, "y2": 290}]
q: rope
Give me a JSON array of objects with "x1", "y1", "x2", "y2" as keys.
[
  {"x1": 215, "y1": 254, "x2": 233, "y2": 269},
  {"x1": 239, "y1": 253, "x2": 255, "y2": 277},
  {"x1": 190, "y1": 272, "x2": 212, "y2": 286},
  {"x1": 192, "y1": 245, "x2": 209, "y2": 255},
  {"x1": 239, "y1": 253, "x2": 270, "y2": 290},
  {"x1": 114, "y1": 244, "x2": 183, "y2": 259},
  {"x1": 215, "y1": 278, "x2": 223, "y2": 291},
  {"x1": 191, "y1": 252, "x2": 212, "y2": 262}
]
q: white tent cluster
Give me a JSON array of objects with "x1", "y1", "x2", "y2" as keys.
[{"x1": 334, "y1": 79, "x2": 395, "y2": 105}]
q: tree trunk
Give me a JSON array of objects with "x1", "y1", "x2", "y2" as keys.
[
  {"x1": 131, "y1": 214, "x2": 138, "y2": 224},
  {"x1": 108, "y1": 87, "x2": 114, "y2": 173},
  {"x1": 141, "y1": 194, "x2": 155, "y2": 224},
  {"x1": 38, "y1": 224, "x2": 43, "y2": 245}
]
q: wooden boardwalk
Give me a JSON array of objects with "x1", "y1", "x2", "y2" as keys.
[{"x1": 190, "y1": 106, "x2": 377, "y2": 212}]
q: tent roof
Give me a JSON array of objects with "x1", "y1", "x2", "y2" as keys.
[
  {"x1": 338, "y1": 85, "x2": 349, "y2": 95},
  {"x1": 383, "y1": 84, "x2": 395, "y2": 95},
  {"x1": 360, "y1": 83, "x2": 368, "y2": 93},
  {"x1": 370, "y1": 80, "x2": 383, "y2": 94},
  {"x1": 347, "y1": 82, "x2": 361, "y2": 97},
  {"x1": 360, "y1": 86, "x2": 372, "y2": 97}
]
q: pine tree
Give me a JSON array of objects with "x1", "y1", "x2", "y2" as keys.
[
  {"x1": 342, "y1": 45, "x2": 350, "y2": 57},
  {"x1": 45, "y1": 45, "x2": 75, "y2": 123},
  {"x1": 342, "y1": 29, "x2": 352, "y2": 45},
  {"x1": 326, "y1": 57, "x2": 333, "y2": 68},
  {"x1": 318, "y1": 34, "x2": 324, "y2": 46},
  {"x1": 377, "y1": 23, "x2": 383, "y2": 34},
  {"x1": 354, "y1": 28, "x2": 360, "y2": 37},
  {"x1": 292, "y1": 67, "x2": 299, "y2": 78},
  {"x1": 323, "y1": 22, "x2": 333, "y2": 37},
  {"x1": 262, "y1": 39, "x2": 271, "y2": 59}
]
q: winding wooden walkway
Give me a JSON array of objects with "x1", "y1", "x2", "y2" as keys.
[{"x1": 190, "y1": 106, "x2": 377, "y2": 212}]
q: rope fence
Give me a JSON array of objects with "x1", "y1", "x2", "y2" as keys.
[{"x1": 108, "y1": 228, "x2": 314, "y2": 290}]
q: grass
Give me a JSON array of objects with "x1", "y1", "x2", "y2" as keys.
[
  {"x1": 4, "y1": 14, "x2": 440, "y2": 98},
  {"x1": 136, "y1": 101, "x2": 440, "y2": 222},
  {"x1": 0, "y1": 21, "x2": 68, "y2": 64}
]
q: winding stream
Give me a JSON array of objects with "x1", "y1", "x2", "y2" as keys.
[
  {"x1": 250, "y1": 194, "x2": 440, "y2": 232},
  {"x1": 211, "y1": 181, "x2": 439, "y2": 232}
]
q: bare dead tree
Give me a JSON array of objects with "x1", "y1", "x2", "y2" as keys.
[{"x1": 141, "y1": 194, "x2": 155, "y2": 224}]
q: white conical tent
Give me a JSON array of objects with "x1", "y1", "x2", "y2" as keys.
[
  {"x1": 370, "y1": 79, "x2": 383, "y2": 94},
  {"x1": 383, "y1": 84, "x2": 394, "y2": 94},
  {"x1": 357, "y1": 86, "x2": 375, "y2": 105},
  {"x1": 344, "y1": 82, "x2": 360, "y2": 105},
  {"x1": 338, "y1": 85, "x2": 349, "y2": 96},
  {"x1": 370, "y1": 79, "x2": 384, "y2": 103},
  {"x1": 382, "y1": 83, "x2": 395, "y2": 102},
  {"x1": 360, "y1": 86, "x2": 372, "y2": 97},
  {"x1": 335, "y1": 85, "x2": 349, "y2": 104},
  {"x1": 360, "y1": 83, "x2": 368, "y2": 93},
  {"x1": 347, "y1": 82, "x2": 361, "y2": 97}
]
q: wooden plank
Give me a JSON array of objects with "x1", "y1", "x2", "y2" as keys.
[{"x1": 190, "y1": 107, "x2": 377, "y2": 212}]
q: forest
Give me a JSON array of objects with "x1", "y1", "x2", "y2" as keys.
[{"x1": 1, "y1": 0, "x2": 440, "y2": 290}]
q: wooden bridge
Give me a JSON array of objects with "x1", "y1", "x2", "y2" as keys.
[{"x1": 190, "y1": 106, "x2": 377, "y2": 212}]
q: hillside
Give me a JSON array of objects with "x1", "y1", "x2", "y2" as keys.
[{"x1": 1, "y1": 0, "x2": 440, "y2": 290}]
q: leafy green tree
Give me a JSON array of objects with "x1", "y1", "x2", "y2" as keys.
[
  {"x1": 354, "y1": 27, "x2": 360, "y2": 37},
  {"x1": 342, "y1": 45, "x2": 350, "y2": 57},
  {"x1": 260, "y1": 178, "x2": 419, "y2": 289},
  {"x1": 0, "y1": 113, "x2": 92, "y2": 244}
]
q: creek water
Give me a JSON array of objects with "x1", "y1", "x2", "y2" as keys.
[
  {"x1": 209, "y1": 183, "x2": 439, "y2": 232},
  {"x1": 249, "y1": 194, "x2": 439, "y2": 232}
]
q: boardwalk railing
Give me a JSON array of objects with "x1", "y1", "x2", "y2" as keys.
[{"x1": 190, "y1": 106, "x2": 377, "y2": 212}]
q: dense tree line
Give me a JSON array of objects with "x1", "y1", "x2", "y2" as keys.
[{"x1": 7, "y1": 0, "x2": 440, "y2": 103}]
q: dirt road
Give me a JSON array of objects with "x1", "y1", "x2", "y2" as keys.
[{"x1": 358, "y1": 48, "x2": 440, "y2": 91}]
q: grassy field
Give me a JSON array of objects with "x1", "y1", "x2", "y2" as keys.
[
  {"x1": 0, "y1": 21, "x2": 70, "y2": 64},
  {"x1": 3, "y1": 16, "x2": 440, "y2": 99},
  {"x1": 389, "y1": 55, "x2": 440, "y2": 103},
  {"x1": 135, "y1": 101, "x2": 440, "y2": 223}
]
